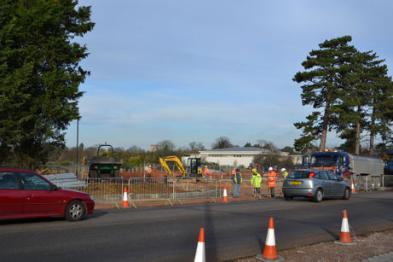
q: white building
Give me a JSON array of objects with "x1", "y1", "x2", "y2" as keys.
[
  {"x1": 198, "y1": 147, "x2": 303, "y2": 167},
  {"x1": 199, "y1": 147, "x2": 271, "y2": 167}
]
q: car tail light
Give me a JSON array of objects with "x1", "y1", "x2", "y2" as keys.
[{"x1": 309, "y1": 172, "x2": 315, "y2": 179}]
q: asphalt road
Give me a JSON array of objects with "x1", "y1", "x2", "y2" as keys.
[{"x1": 1, "y1": 192, "x2": 393, "y2": 262}]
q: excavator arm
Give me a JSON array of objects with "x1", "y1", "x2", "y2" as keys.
[{"x1": 159, "y1": 156, "x2": 187, "y2": 177}]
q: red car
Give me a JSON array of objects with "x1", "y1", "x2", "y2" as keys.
[{"x1": 0, "y1": 168, "x2": 94, "y2": 221}]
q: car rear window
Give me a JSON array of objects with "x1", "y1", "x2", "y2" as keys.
[
  {"x1": 315, "y1": 171, "x2": 329, "y2": 180},
  {"x1": 288, "y1": 171, "x2": 311, "y2": 179}
]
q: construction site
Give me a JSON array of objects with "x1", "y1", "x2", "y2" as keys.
[{"x1": 2, "y1": 1, "x2": 393, "y2": 262}]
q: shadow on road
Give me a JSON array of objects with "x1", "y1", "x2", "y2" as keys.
[
  {"x1": 0, "y1": 210, "x2": 107, "y2": 225},
  {"x1": 0, "y1": 217, "x2": 64, "y2": 225},
  {"x1": 282, "y1": 217, "x2": 339, "y2": 240},
  {"x1": 91, "y1": 209, "x2": 108, "y2": 218},
  {"x1": 203, "y1": 203, "x2": 218, "y2": 261}
]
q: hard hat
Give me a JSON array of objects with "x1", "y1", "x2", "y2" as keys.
[
  {"x1": 281, "y1": 168, "x2": 286, "y2": 172},
  {"x1": 268, "y1": 167, "x2": 273, "y2": 171}
]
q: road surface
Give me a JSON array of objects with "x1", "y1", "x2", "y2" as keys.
[{"x1": 1, "y1": 192, "x2": 393, "y2": 261}]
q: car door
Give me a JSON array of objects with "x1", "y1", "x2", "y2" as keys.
[
  {"x1": 331, "y1": 175, "x2": 347, "y2": 197},
  {"x1": 318, "y1": 171, "x2": 332, "y2": 197},
  {"x1": 0, "y1": 172, "x2": 27, "y2": 219},
  {"x1": 19, "y1": 172, "x2": 62, "y2": 217},
  {"x1": 326, "y1": 171, "x2": 341, "y2": 197}
]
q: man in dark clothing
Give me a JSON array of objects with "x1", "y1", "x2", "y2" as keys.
[{"x1": 232, "y1": 168, "x2": 242, "y2": 198}]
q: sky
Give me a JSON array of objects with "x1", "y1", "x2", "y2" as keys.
[{"x1": 65, "y1": 0, "x2": 393, "y2": 150}]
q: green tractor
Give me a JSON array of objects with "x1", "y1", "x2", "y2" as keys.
[{"x1": 88, "y1": 143, "x2": 122, "y2": 178}]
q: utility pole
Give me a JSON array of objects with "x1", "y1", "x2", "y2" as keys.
[{"x1": 76, "y1": 118, "x2": 80, "y2": 178}]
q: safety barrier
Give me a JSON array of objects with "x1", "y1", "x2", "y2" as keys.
[
  {"x1": 44, "y1": 173, "x2": 87, "y2": 189},
  {"x1": 61, "y1": 175, "x2": 387, "y2": 205},
  {"x1": 127, "y1": 177, "x2": 220, "y2": 202},
  {"x1": 352, "y1": 175, "x2": 385, "y2": 192},
  {"x1": 68, "y1": 178, "x2": 125, "y2": 203},
  {"x1": 61, "y1": 177, "x2": 285, "y2": 205}
]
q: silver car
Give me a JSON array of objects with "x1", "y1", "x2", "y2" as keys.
[{"x1": 282, "y1": 169, "x2": 351, "y2": 202}]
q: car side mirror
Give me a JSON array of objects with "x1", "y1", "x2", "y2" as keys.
[
  {"x1": 337, "y1": 177, "x2": 343, "y2": 181},
  {"x1": 50, "y1": 184, "x2": 58, "y2": 191}
]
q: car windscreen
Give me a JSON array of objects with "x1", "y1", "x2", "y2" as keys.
[
  {"x1": 288, "y1": 171, "x2": 310, "y2": 179},
  {"x1": 311, "y1": 155, "x2": 338, "y2": 167}
]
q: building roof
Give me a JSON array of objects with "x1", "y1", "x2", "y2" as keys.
[
  {"x1": 200, "y1": 147, "x2": 270, "y2": 154},
  {"x1": 206, "y1": 147, "x2": 264, "y2": 152}
]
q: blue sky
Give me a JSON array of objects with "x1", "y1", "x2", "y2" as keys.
[{"x1": 65, "y1": 0, "x2": 393, "y2": 149}]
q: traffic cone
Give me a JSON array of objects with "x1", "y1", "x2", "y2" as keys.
[
  {"x1": 122, "y1": 186, "x2": 129, "y2": 208},
  {"x1": 351, "y1": 181, "x2": 356, "y2": 193},
  {"x1": 256, "y1": 217, "x2": 283, "y2": 261},
  {"x1": 223, "y1": 187, "x2": 228, "y2": 203},
  {"x1": 335, "y1": 209, "x2": 354, "y2": 245},
  {"x1": 194, "y1": 227, "x2": 206, "y2": 262}
]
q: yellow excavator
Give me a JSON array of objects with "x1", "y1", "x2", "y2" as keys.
[
  {"x1": 159, "y1": 156, "x2": 187, "y2": 177},
  {"x1": 159, "y1": 155, "x2": 202, "y2": 178}
]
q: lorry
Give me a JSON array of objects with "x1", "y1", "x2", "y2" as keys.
[
  {"x1": 383, "y1": 150, "x2": 393, "y2": 186},
  {"x1": 383, "y1": 150, "x2": 393, "y2": 175},
  {"x1": 305, "y1": 151, "x2": 385, "y2": 190}
]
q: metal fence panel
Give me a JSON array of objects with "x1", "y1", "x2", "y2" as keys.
[
  {"x1": 70, "y1": 178, "x2": 125, "y2": 203},
  {"x1": 68, "y1": 176, "x2": 388, "y2": 205}
]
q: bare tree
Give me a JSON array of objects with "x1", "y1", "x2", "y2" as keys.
[
  {"x1": 189, "y1": 142, "x2": 205, "y2": 152},
  {"x1": 212, "y1": 137, "x2": 233, "y2": 149}
]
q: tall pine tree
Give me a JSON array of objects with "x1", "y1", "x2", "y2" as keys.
[
  {"x1": 0, "y1": 0, "x2": 94, "y2": 167},
  {"x1": 337, "y1": 51, "x2": 393, "y2": 155},
  {"x1": 293, "y1": 36, "x2": 356, "y2": 151}
]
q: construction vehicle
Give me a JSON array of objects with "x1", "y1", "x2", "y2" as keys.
[
  {"x1": 308, "y1": 151, "x2": 384, "y2": 177},
  {"x1": 159, "y1": 156, "x2": 187, "y2": 177},
  {"x1": 88, "y1": 143, "x2": 122, "y2": 178},
  {"x1": 383, "y1": 150, "x2": 393, "y2": 187},
  {"x1": 383, "y1": 150, "x2": 393, "y2": 175},
  {"x1": 159, "y1": 155, "x2": 203, "y2": 178},
  {"x1": 304, "y1": 150, "x2": 385, "y2": 190},
  {"x1": 186, "y1": 156, "x2": 203, "y2": 177}
]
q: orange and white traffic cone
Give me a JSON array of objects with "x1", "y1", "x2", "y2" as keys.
[
  {"x1": 122, "y1": 186, "x2": 129, "y2": 208},
  {"x1": 223, "y1": 187, "x2": 228, "y2": 203},
  {"x1": 335, "y1": 209, "x2": 354, "y2": 245},
  {"x1": 351, "y1": 181, "x2": 356, "y2": 194},
  {"x1": 256, "y1": 217, "x2": 283, "y2": 261},
  {"x1": 194, "y1": 227, "x2": 206, "y2": 262}
]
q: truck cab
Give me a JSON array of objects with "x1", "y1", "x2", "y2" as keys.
[{"x1": 309, "y1": 151, "x2": 351, "y2": 178}]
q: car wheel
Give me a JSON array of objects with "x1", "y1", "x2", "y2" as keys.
[
  {"x1": 65, "y1": 200, "x2": 86, "y2": 221},
  {"x1": 313, "y1": 189, "x2": 323, "y2": 202},
  {"x1": 343, "y1": 188, "x2": 351, "y2": 200}
]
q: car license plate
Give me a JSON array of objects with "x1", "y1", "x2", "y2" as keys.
[{"x1": 290, "y1": 181, "x2": 302, "y2": 185}]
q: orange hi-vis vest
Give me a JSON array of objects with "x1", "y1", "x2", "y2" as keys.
[
  {"x1": 267, "y1": 170, "x2": 277, "y2": 188},
  {"x1": 202, "y1": 166, "x2": 209, "y2": 176}
]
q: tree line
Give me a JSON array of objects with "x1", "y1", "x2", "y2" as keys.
[
  {"x1": 294, "y1": 36, "x2": 393, "y2": 155},
  {"x1": 54, "y1": 137, "x2": 295, "y2": 169}
]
